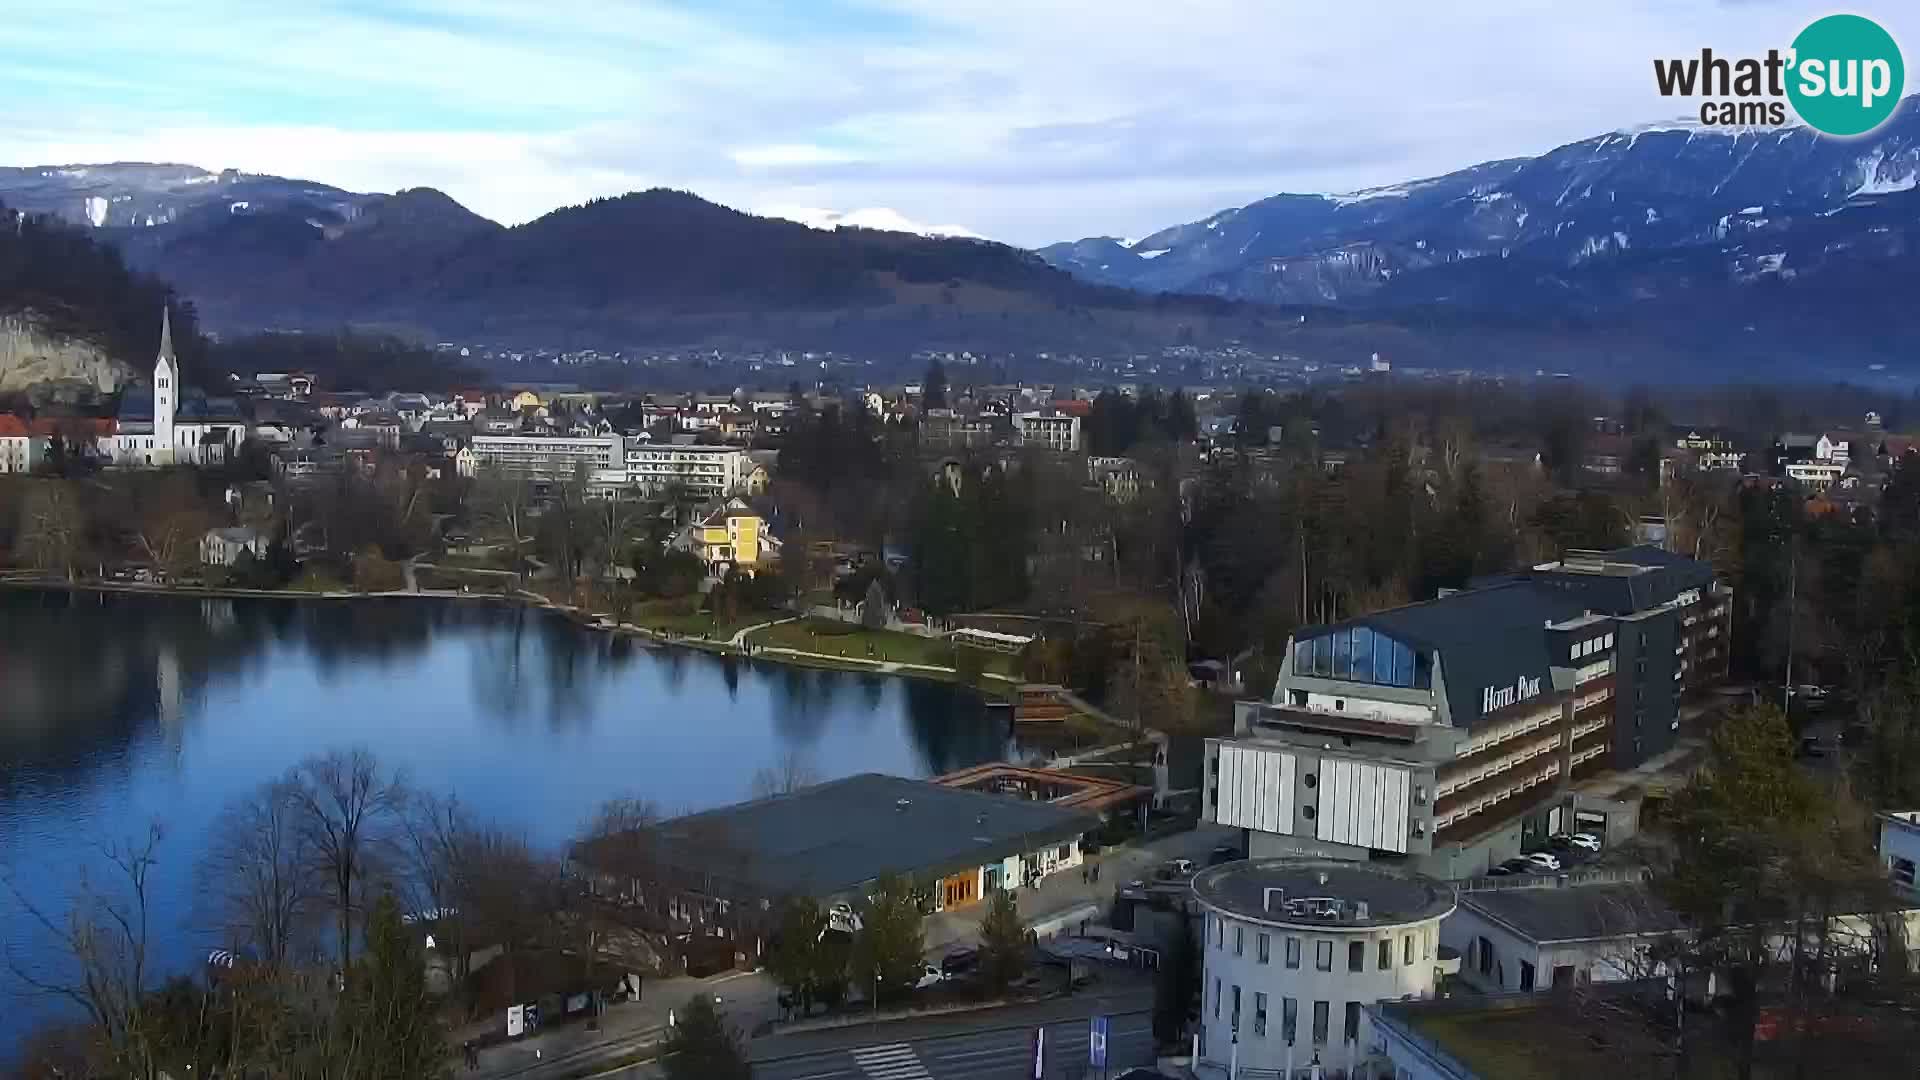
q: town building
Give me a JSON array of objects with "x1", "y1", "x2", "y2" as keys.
[
  {"x1": 200, "y1": 527, "x2": 270, "y2": 566},
  {"x1": 1442, "y1": 877, "x2": 1683, "y2": 994},
  {"x1": 571, "y1": 773, "x2": 1095, "y2": 949},
  {"x1": 678, "y1": 496, "x2": 781, "y2": 577},
  {"x1": 1203, "y1": 546, "x2": 1730, "y2": 879},
  {"x1": 467, "y1": 432, "x2": 623, "y2": 481},
  {"x1": 0, "y1": 414, "x2": 44, "y2": 473},
  {"x1": 1881, "y1": 810, "x2": 1920, "y2": 899},
  {"x1": 1014, "y1": 410, "x2": 1082, "y2": 452},
  {"x1": 616, "y1": 441, "x2": 752, "y2": 498},
  {"x1": 1190, "y1": 859, "x2": 1457, "y2": 1079},
  {"x1": 98, "y1": 311, "x2": 247, "y2": 467}
]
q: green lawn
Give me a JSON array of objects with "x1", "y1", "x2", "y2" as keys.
[
  {"x1": 626, "y1": 601, "x2": 764, "y2": 643},
  {"x1": 746, "y1": 618, "x2": 1021, "y2": 677}
]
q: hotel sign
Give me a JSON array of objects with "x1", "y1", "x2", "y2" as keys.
[{"x1": 1482, "y1": 675, "x2": 1543, "y2": 715}]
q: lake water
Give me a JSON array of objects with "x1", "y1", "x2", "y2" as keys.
[{"x1": 0, "y1": 588, "x2": 1021, "y2": 1057}]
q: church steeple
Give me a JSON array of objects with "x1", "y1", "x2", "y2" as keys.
[
  {"x1": 154, "y1": 304, "x2": 176, "y2": 456},
  {"x1": 157, "y1": 305, "x2": 174, "y2": 364}
]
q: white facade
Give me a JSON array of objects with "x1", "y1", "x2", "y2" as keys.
[
  {"x1": 1191, "y1": 861, "x2": 1455, "y2": 1076},
  {"x1": 0, "y1": 427, "x2": 42, "y2": 473},
  {"x1": 1014, "y1": 411, "x2": 1082, "y2": 452},
  {"x1": 1785, "y1": 460, "x2": 1845, "y2": 489},
  {"x1": 618, "y1": 443, "x2": 751, "y2": 498},
  {"x1": 468, "y1": 433, "x2": 622, "y2": 481},
  {"x1": 201, "y1": 527, "x2": 269, "y2": 566},
  {"x1": 1882, "y1": 812, "x2": 1920, "y2": 898}
]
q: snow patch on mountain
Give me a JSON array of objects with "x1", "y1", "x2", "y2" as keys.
[
  {"x1": 761, "y1": 205, "x2": 985, "y2": 240},
  {"x1": 1135, "y1": 248, "x2": 1170, "y2": 260}
]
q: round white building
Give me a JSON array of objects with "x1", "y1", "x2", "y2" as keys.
[{"x1": 1190, "y1": 859, "x2": 1457, "y2": 1078}]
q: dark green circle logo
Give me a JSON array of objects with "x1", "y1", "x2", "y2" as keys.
[{"x1": 1787, "y1": 14, "x2": 1904, "y2": 137}]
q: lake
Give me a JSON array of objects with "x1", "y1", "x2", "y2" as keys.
[{"x1": 0, "y1": 588, "x2": 1024, "y2": 1057}]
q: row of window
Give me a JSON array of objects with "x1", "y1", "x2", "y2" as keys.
[
  {"x1": 1212, "y1": 980, "x2": 1360, "y2": 1044},
  {"x1": 1213, "y1": 916, "x2": 1430, "y2": 971},
  {"x1": 1570, "y1": 632, "x2": 1614, "y2": 660},
  {"x1": 1293, "y1": 627, "x2": 1432, "y2": 689}
]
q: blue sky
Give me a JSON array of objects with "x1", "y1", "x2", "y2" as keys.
[{"x1": 2, "y1": 0, "x2": 1914, "y2": 245}]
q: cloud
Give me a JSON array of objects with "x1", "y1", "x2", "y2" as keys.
[{"x1": 1, "y1": 0, "x2": 1916, "y2": 246}]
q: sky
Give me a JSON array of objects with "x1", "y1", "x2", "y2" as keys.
[{"x1": 1, "y1": 0, "x2": 1915, "y2": 246}]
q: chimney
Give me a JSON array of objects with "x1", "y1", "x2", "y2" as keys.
[
  {"x1": 1316, "y1": 871, "x2": 1329, "y2": 887},
  {"x1": 1354, "y1": 900, "x2": 1369, "y2": 920},
  {"x1": 1263, "y1": 887, "x2": 1287, "y2": 912}
]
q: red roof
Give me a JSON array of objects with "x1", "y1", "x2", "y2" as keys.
[
  {"x1": 28, "y1": 417, "x2": 115, "y2": 437},
  {"x1": 0, "y1": 414, "x2": 31, "y2": 437},
  {"x1": 1050, "y1": 399, "x2": 1092, "y2": 417}
]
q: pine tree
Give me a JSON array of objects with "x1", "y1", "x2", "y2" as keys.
[
  {"x1": 977, "y1": 888, "x2": 1027, "y2": 993},
  {"x1": 349, "y1": 891, "x2": 444, "y2": 1079},
  {"x1": 851, "y1": 874, "x2": 925, "y2": 1005},
  {"x1": 660, "y1": 994, "x2": 749, "y2": 1080}
]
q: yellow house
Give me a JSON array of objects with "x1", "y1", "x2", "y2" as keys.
[
  {"x1": 689, "y1": 497, "x2": 778, "y2": 577},
  {"x1": 509, "y1": 389, "x2": 544, "y2": 412}
]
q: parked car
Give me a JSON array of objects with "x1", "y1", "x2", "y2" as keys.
[
  {"x1": 1568, "y1": 832, "x2": 1602, "y2": 852},
  {"x1": 915, "y1": 964, "x2": 947, "y2": 990},
  {"x1": 1500, "y1": 857, "x2": 1533, "y2": 873},
  {"x1": 1165, "y1": 858, "x2": 1196, "y2": 876},
  {"x1": 1209, "y1": 844, "x2": 1239, "y2": 866},
  {"x1": 1485, "y1": 865, "x2": 1515, "y2": 877},
  {"x1": 941, "y1": 948, "x2": 979, "y2": 976},
  {"x1": 1523, "y1": 852, "x2": 1563, "y2": 873}
]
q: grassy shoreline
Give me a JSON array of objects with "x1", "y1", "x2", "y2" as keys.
[{"x1": 0, "y1": 577, "x2": 1014, "y2": 700}]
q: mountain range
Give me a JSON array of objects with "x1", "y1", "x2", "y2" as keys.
[
  {"x1": 8, "y1": 98, "x2": 1920, "y2": 378},
  {"x1": 1038, "y1": 98, "x2": 1920, "y2": 368}
]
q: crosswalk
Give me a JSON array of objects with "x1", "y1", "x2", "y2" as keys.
[{"x1": 850, "y1": 1042, "x2": 934, "y2": 1080}]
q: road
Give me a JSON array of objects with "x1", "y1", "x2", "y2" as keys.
[{"x1": 597, "y1": 1009, "x2": 1155, "y2": 1080}]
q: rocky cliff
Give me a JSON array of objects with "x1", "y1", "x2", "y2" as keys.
[{"x1": 0, "y1": 314, "x2": 132, "y2": 394}]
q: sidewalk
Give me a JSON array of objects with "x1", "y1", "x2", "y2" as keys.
[
  {"x1": 459, "y1": 968, "x2": 777, "y2": 1079},
  {"x1": 922, "y1": 823, "x2": 1235, "y2": 954}
]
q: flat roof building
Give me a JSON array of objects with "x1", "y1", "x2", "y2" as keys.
[
  {"x1": 1203, "y1": 546, "x2": 1730, "y2": 880},
  {"x1": 573, "y1": 773, "x2": 1097, "y2": 939},
  {"x1": 1190, "y1": 859, "x2": 1457, "y2": 1078}
]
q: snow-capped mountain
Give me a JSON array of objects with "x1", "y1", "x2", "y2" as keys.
[
  {"x1": 0, "y1": 163, "x2": 377, "y2": 231},
  {"x1": 1039, "y1": 97, "x2": 1920, "y2": 309},
  {"x1": 761, "y1": 205, "x2": 985, "y2": 240}
]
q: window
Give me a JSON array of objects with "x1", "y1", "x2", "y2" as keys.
[
  {"x1": 1235, "y1": 926, "x2": 1244, "y2": 956},
  {"x1": 1304, "y1": 772, "x2": 1318, "y2": 789},
  {"x1": 1213, "y1": 976, "x2": 1221, "y2": 1018},
  {"x1": 1404, "y1": 934, "x2": 1415, "y2": 966},
  {"x1": 1316, "y1": 940, "x2": 1333, "y2": 971},
  {"x1": 1254, "y1": 992, "x2": 1268, "y2": 1037},
  {"x1": 1285, "y1": 936, "x2": 1301, "y2": 969},
  {"x1": 1231, "y1": 985, "x2": 1241, "y2": 1032},
  {"x1": 1289, "y1": 689, "x2": 1309, "y2": 707},
  {"x1": 1258, "y1": 932, "x2": 1271, "y2": 964},
  {"x1": 1348, "y1": 941, "x2": 1364, "y2": 972},
  {"x1": 1477, "y1": 936, "x2": 1494, "y2": 976},
  {"x1": 1894, "y1": 856, "x2": 1917, "y2": 888},
  {"x1": 1303, "y1": 805, "x2": 1317, "y2": 820},
  {"x1": 1344, "y1": 1001, "x2": 1361, "y2": 1042},
  {"x1": 1215, "y1": 916, "x2": 1224, "y2": 948},
  {"x1": 1520, "y1": 960, "x2": 1536, "y2": 992},
  {"x1": 1312, "y1": 1000, "x2": 1330, "y2": 1044},
  {"x1": 1058, "y1": 844, "x2": 1071, "y2": 861},
  {"x1": 1378, "y1": 939, "x2": 1392, "y2": 970},
  {"x1": 1282, "y1": 997, "x2": 1298, "y2": 1043}
]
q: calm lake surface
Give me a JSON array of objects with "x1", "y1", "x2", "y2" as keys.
[{"x1": 0, "y1": 588, "x2": 1022, "y2": 1056}]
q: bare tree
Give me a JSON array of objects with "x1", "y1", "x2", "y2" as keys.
[
  {"x1": 399, "y1": 790, "x2": 474, "y2": 985},
  {"x1": 451, "y1": 826, "x2": 559, "y2": 1007},
  {"x1": 289, "y1": 748, "x2": 405, "y2": 977},
  {"x1": 471, "y1": 464, "x2": 532, "y2": 569},
  {"x1": 131, "y1": 473, "x2": 214, "y2": 582},
  {"x1": 4, "y1": 824, "x2": 165, "y2": 1080},
  {"x1": 750, "y1": 750, "x2": 821, "y2": 799},
  {"x1": 18, "y1": 479, "x2": 87, "y2": 581},
  {"x1": 199, "y1": 777, "x2": 312, "y2": 972}
]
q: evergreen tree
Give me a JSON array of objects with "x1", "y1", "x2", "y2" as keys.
[
  {"x1": 977, "y1": 887, "x2": 1027, "y2": 994},
  {"x1": 348, "y1": 891, "x2": 444, "y2": 1079},
  {"x1": 923, "y1": 360, "x2": 948, "y2": 410},
  {"x1": 851, "y1": 874, "x2": 925, "y2": 1005},
  {"x1": 660, "y1": 994, "x2": 750, "y2": 1080}
]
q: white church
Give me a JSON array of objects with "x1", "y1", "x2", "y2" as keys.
[{"x1": 99, "y1": 309, "x2": 246, "y2": 468}]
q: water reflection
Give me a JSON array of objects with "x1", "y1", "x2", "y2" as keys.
[{"x1": 0, "y1": 587, "x2": 1030, "y2": 1060}]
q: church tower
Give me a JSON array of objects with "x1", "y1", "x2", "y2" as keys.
[{"x1": 154, "y1": 306, "x2": 177, "y2": 458}]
